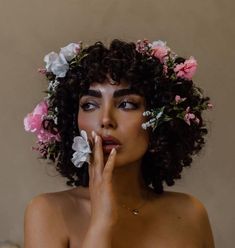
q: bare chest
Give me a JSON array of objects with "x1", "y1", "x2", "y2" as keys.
[{"x1": 67, "y1": 210, "x2": 202, "y2": 248}]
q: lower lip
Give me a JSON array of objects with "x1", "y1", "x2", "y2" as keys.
[{"x1": 102, "y1": 144, "x2": 121, "y2": 154}]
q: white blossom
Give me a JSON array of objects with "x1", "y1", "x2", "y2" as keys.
[
  {"x1": 44, "y1": 52, "x2": 58, "y2": 71},
  {"x1": 151, "y1": 40, "x2": 167, "y2": 49},
  {"x1": 143, "y1": 111, "x2": 151, "y2": 116},
  {"x1": 141, "y1": 123, "x2": 148, "y2": 130},
  {"x1": 44, "y1": 52, "x2": 69, "y2": 78},
  {"x1": 60, "y1": 43, "x2": 80, "y2": 61},
  {"x1": 71, "y1": 130, "x2": 92, "y2": 168},
  {"x1": 156, "y1": 111, "x2": 163, "y2": 119}
]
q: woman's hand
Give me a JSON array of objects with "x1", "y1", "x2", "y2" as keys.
[{"x1": 88, "y1": 131, "x2": 118, "y2": 228}]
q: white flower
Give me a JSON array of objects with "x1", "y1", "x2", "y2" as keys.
[
  {"x1": 141, "y1": 123, "x2": 148, "y2": 130},
  {"x1": 151, "y1": 40, "x2": 167, "y2": 49},
  {"x1": 143, "y1": 111, "x2": 151, "y2": 116},
  {"x1": 71, "y1": 130, "x2": 92, "y2": 168},
  {"x1": 44, "y1": 52, "x2": 69, "y2": 78},
  {"x1": 156, "y1": 111, "x2": 163, "y2": 119},
  {"x1": 60, "y1": 43, "x2": 80, "y2": 61},
  {"x1": 44, "y1": 52, "x2": 58, "y2": 71},
  {"x1": 48, "y1": 80, "x2": 60, "y2": 92},
  {"x1": 51, "y1": 54, "x2": 69, "y2": 78}
]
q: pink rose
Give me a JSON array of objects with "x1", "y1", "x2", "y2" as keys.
[
  {"x1": 24, "y1": 100, "x2": 48, "y2": 133},
  {"x1": 24, "y1": 100, "x2": 60, "y2": 143},
  {"x1": 150, "y1": 40, "x2": 169, "y2": 63},
  {"x1": 174, "y1": 57, "x2": 197, "y2": 80}
]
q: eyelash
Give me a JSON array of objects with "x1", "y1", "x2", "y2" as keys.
[{"x1": 80, "y1": 101, "x2": 139, "y2": 111}]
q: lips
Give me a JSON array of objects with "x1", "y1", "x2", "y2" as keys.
[{"x1": 101, "y1": 135, "x2": 121, "y2": 153}]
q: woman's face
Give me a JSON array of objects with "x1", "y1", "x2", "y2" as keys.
[{"x1": 77, "y1": 80, "x2": 149, "y2": 167}]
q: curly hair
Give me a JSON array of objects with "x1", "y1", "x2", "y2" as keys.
[{"x1": 47, "y1": 39, "x2": 209, "y2": 194}]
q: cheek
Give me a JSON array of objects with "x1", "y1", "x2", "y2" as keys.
[
  {"x1": 121, "y1": 116, "x2": 149, "y2": 152},
  {"x1": 77, "y1": 111, "x2": 98, "y2": 132}
]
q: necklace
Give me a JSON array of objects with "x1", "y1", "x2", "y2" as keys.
[{"x1": 120, "y1": 200, "x2": 148, "y2": 215}]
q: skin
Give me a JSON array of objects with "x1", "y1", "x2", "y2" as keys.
[
  {"x1": 77, "y1": 79, "x2": 154, "y2": 213},
  {"x1": 24, "y1": 77, "x2": 215, "y2": 248}
]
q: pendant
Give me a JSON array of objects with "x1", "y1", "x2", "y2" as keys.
[{"x1": 132, "y1": 209, "x2": 139, "y2": 215}]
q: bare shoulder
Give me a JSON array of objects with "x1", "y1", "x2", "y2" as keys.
[
  {"x1": 160, "y1": 191, "x2": 215, "y2": 247},
  {"x1": 160, "y1": 191, "x2": 211, "y2": 224},
  {"x1": 161, "y1": 191, "x2": 207, "y2": 212},
  {"x1": 24, "y1": 191, "x2": 73, "y2": 248}
]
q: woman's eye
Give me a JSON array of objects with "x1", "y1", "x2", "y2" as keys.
[
  {"x1": 80, "y1": 102, "x2": 97, "y2": 111},
  {"x1": 80, "y1": 101, "x2": 139, "y2": 111},
  {"x1": 119, "y1": 101, "x2": 139, "y2": 110}
]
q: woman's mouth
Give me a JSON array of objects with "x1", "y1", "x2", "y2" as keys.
[
  {"x1": 102, "y1": 144, "x2": 121, "y2": 153},
  {"x1": 101, "y1": 136, "x2": 122, "y2": 154}
]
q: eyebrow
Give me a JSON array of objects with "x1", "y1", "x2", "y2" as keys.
[{"x1": 80, "y1": 88, "x2": 143, "y2": 98}]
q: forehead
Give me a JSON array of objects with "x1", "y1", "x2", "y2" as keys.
[{"x1": 89, "y1": 81, "x2": 130, "y2": 93}]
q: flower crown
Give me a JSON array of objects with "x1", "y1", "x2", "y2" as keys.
[{"x1": 24, "y1": 39, "x2": 212, "y2": 162}]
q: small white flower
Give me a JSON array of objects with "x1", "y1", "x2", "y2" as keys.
[
  {"x1": 60, "y1": 43, "x2": 80, "y2": 61},
  {"x1": 141, "y1": 123, "x2": 148, "y2": 130},
  {"x1": 71, "y1": 130, "x2": 92, "y2": 168},
  {"x1": 156, "y1": 111, "x2": 163, "y2": 119},
  {"x1": 48, "y1": 80, "x2": 60, "y2": 91},
  {"x1": 143, "y1": 111, "x2": 151, "y2": 116}
]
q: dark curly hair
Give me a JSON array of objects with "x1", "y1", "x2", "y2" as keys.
[{"x1": 46, "y1": 39, "x2": 209, "y2": 194}]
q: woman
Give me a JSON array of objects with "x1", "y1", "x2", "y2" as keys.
[{"x1": 24, "y1": 39, "x2": 215, "y2": 247}]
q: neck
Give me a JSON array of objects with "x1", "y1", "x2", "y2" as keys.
[
  {"x1": 111, "y1": 160, "x2": 152, "y2": 207},
  {"x1": 77, "y1": 160, "x2": 154, "y2": 209}
]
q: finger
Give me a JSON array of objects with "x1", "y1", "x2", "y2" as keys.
[
  {"x1": 88, "y1": 132, "x2": 96, "y2": 182},
  {"x1": 88, "y1": 155, "x2": 94, "y2": 182},
  {"x1": 89, "y1": 132, "x2": 96, "y2": 166},
  {"x1": 93, "y1": 133, "x2": 104, "y2": 175},
  {"x1": 103, "y1": 148, "x2": 116, "y2": 183}
]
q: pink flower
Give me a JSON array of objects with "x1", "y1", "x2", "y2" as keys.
[
  {"x1": 184, "y1": 107, "x2": 200, "y2": 125},
  {"x1": 207, "y1": 103, "x2": 213, "y2": 109},
  {"x1": 24, "y1": 100, "x2": 48, "y2": 133},
  {"x1": 37, "y1": 129, "x2": 61, "y2": 142},
  {"x1": 184, "y1": 113, "x2": 196, "y2": 125},
  {"x1": 37, "y1": 68, "x2": 47, "y2": 75},
  {"x1": 175, "y1": 95, "x2": 187, "y2": 104},
  {"x1": 136, "y1": 39, "x2": 150, "y2": 54},
  {"x1": 150, "y1": 40, "x2": 169, "y2": 63},
  {"x1": 163, "y1": 64, "x2": 168, "y2": 74},
  {"x1": 174, "y1": 57, "x2": 197, "y2": 80},
  {"x1": 24, "y1": 100, "x2": 60, "y2": 142}
]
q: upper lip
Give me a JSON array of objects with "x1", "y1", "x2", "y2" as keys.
[{"x1": 101, "y1": 135, "x2": 121, "y2": 145}]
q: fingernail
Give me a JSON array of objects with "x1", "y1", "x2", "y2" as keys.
[
  {"x1": 95, "y1": 135, "x2": 98, "y2": 143},
  {"x1": 92, "y1": 130, "x2": 96, "y2": 138},
  {"x1": 111, "y1": 148, "x2": 116, "y2": 155}
]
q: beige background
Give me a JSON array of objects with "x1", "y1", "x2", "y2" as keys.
[{"x1": 0, "y1": 0, "x2": 234, "y2": 247}]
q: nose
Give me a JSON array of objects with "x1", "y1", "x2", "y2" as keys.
[{"x1": 100, "y1": 104, "x2": 117, "y2": 129}]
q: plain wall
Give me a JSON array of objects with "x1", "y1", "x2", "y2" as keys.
[{"x1": 0, "y1": 0, "x2": 234, "y2": 247}]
